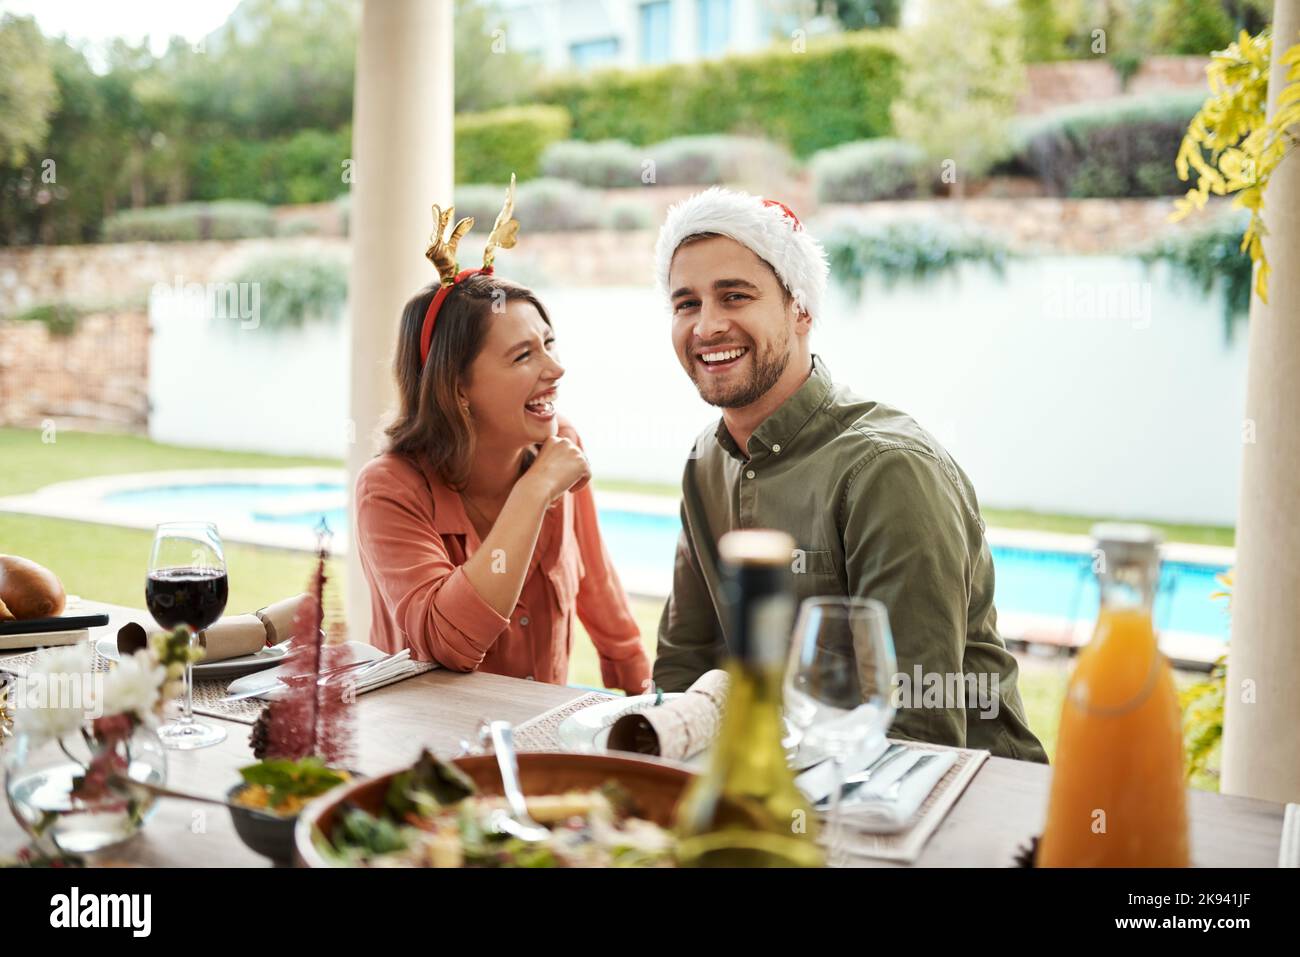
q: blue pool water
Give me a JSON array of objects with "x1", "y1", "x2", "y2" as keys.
[{"x1": 104, "y1": 482, "x2": 1230, "y2": 640}]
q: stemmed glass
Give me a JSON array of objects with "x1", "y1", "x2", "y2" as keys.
[
  {"x1": 784, "y1": 596, "x2": 897, "y2": 866},
  {"x1": 145, "y1": 522, "x2": 229, "y2": 750}
]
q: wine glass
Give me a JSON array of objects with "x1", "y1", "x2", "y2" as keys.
[
  {"x1": 146, "y1": 522, "x2": 229, "y2": 750},
  {"x1": 784, "y1": 596, "x2": 897, "y2": 866}
]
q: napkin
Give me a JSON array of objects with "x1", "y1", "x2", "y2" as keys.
[
  {"x1": 836, "y1": 749, "x2": 957, "y2": 834},
  {"x1": 225, "y1": 642, "x2": 422, "y2": 701},
  {"x1": 117, "y1": 593, "x2": 308, "y2": 663},
  {"x1": 607, "y1": 669, "x2": 729, "y2": 760}
]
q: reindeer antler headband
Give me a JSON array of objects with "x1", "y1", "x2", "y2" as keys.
[{"x1": 419, "y1": 173, "x2": 520, "y2": 365}]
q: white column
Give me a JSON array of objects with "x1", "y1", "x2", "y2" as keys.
[
  {"x1": 1221, "y1": 2, "x2": 1300, "y2": 805},
  {"x1": 346, "y1": 0, "x2": 453, "y2": 640}
]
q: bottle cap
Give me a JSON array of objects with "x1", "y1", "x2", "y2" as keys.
[{"x1": 1090, "y1": 522, "x2": 1162, "y2": 564}]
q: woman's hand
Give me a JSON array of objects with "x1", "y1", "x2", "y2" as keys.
[{"x1": 522, "y1": 435, "x2": 591, "y2": 505}]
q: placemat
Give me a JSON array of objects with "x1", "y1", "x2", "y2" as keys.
[
  {"x1": 505, "y1": 691, "x2": 987, "y2": 865},
  {"x1": 513, "y1": 690, "x2": 617, "y2": 750},
  {"x1": 832, "y1": 741, "x2": 988, "y2": 865},
  {"x1": 0, "y1": 647, "x2": 435, "y2": 726}
]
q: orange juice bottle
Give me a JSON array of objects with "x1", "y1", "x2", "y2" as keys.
[{"x1": 1038, "y1": 524, "x2": 1189, "y2": 867}]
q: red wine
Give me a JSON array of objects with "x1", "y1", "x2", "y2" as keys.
[{"x1": 146, "y1": 567, "x2": 229, "y2": 631}]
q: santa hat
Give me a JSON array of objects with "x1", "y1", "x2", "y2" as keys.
[{"x1": 654, "y1": 187, "x2": 829, "y2": 322}]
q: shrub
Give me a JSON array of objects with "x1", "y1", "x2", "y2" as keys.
[
  {"x1": 535, "y1": 33, "x2": 900, "y2": 158},
  {"x1": 540, "y1": 139, "x2": 644, "y2": 187},
  {"x1": 455, "y1": 105, "x2": 571, "y2": 183},
  {"x1": 821, "y1": 219, "x2": 1011, "y2": 293},
  {"x1": 189, "y1": 127, "x2": 352, "y2": 206},
  {"x1": 225, "y1": 253, "x2": 347, "y2": 330},
  {"x1": 811, "y1": 138, "x2": 930, "y2": 202},
  {"x1": 7, "y1": 302, "x2": 82, "y2": 336},
  {"x1": 1153, "y1": 0, "x2": 1234, "y2": 55},
  {"x1": 1140, "y1": 210, "x2": 1252, "y2": 340},
  {"x1": 541, "y1": 135, "x2": 792, "y2": 188},
  {"x1": 1010, "y1": 92, "x2": 1206, "y2": 197},
  {"x1": 456, "y1": 178, "x2": 603, "y2": 232},
  {"x1": 101, "y1": 201, "x2": 276, "y2": 242}
]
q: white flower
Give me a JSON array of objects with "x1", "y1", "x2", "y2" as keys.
[
  {"x1": 100, "y1": 650, "x2": 164, "y2": 721},
  {"x1": 12, "y1": 644, "x2": 100, "y2": 745}
]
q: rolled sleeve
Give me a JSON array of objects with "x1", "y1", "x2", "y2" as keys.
[{"x1": 355, "y1": 468, "x2": 510, "y2": 671}]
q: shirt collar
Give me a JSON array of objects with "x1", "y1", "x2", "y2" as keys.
[
  {"x1": 714, "y1": 355, "x2": 834, "y2": 461},
  {"x1": 415, "y1": 459, "x2": 474, "y2": 535}
]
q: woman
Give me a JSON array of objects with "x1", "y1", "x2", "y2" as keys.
[{"x1": 355, "y1": 188, "x2": 650, "y2": 694}]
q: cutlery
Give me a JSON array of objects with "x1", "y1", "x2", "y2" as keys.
[
  {"x1": 219, "y1": 652, "x2": 404, "y2": 703},
  {"x1": 880, "y1": 754, "x2": 939, "y2": 802},
  {"x1": 107, "y1": 774, "x2": 244, "y2": 811},
  {"x1": 813, "y1": 743, "x2": 907, "y2": 809},
  {"x1": 486, "y1": 720, "x2": 550, "y2": 843}
]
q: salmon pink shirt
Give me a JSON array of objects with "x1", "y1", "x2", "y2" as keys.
[{"x1": 354, "y1": 423, "x2": 651, "y2": 694}]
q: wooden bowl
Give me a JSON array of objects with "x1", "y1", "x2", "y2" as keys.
[{"x1": 294, "y1": 751, "x2": 696, "y2": 867}]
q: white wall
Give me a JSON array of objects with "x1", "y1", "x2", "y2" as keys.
[
  {"x1": 147, "y1": 256, "x2": 1248, "y2": 525},
  {"x1": 148, "y1": 291, "x2": 350, "y2": 459}
]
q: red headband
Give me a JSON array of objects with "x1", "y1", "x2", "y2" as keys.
[{"x1": 419, "y1": 266, "x2": 493, "y2": 365}]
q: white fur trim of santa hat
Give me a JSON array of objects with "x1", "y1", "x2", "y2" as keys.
[{"x1": 654, "y1": 186, "x2": 829, "y2": 322}]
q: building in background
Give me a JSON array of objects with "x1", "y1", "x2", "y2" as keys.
[{"x1": 495, "y1": 0, "x2": 840, "y2": 73}]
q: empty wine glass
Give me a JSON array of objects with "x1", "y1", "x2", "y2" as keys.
[
  {"x1": 146, "y1": 522, "x2": 229, "y2": 750},
  {"x1": 784, "y1": 596, "x2": 897, "y2": 866}
]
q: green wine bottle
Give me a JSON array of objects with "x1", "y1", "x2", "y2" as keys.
[{"x1": 674, "y1": 529, "x2": 824, "y2": 867}]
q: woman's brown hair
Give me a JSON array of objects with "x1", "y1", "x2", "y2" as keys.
[{"x1": 385, "y1": 272, "x2": 553, "y2": 490}]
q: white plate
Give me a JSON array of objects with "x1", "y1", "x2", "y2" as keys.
[
  {"x1": 555, "y1": 692, "x2": 685, "y2": 753},
  {"x1": 95, "y1": 635, "x2": 289, "y2": 681}
]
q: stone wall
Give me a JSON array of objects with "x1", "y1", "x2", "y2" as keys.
[
  {"x1": 1018, "y1": 56, "x2": 1210, "y2": 116},
  {"x1": 0, "y1": 310, "x2": 149, "y2": 431}
]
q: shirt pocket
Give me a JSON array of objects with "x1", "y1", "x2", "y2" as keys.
[{"x1": 790, "y1": 547, "x2": 844, "y2": 603}]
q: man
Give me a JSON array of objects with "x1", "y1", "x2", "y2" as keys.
[{"x1": 652, "y1": 187, "x2": 1047, "y2": 763}]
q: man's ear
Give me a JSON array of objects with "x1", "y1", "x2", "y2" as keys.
[{"x1": 791, "y1": 298, "x2": 813, "y2": 334}]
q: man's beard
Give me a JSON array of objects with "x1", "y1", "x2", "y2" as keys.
[{"x1": 689, "y1": 328, "x2": 791, "y2": 409}]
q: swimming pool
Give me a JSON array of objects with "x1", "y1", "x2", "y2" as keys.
[{"x1": 102, "y1": 481, "x2": 1231, "y2": 642}]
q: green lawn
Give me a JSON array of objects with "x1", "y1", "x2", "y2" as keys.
[{"x1": 0, "y1": 427, "x2": 1227, "y2": 779}]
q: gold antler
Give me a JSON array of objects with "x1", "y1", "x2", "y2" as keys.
[
  {"x1": 482, "y1": 173, "x2": 519, "y2": 270},
  {"x1": 425, "y1": 204, "x2": 475, "y2": 285}
]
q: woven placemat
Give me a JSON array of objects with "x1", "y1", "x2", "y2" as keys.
[
  {"x1": 0, "y1": 647, "x2": 435, "y2": 726},
  {"x1": 832, "y1": 741, "x2": 988, "y2": 865},
  {"x1": 505, "y1": 691, "x2": 987, "y2": 865},
  {"x1": 512, "y1": 691, "x2": 617, "y2": 750}
]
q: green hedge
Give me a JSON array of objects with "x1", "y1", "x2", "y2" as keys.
[
  {"x1": 101, "y1": 201, "x2": 276, "y2": 242},
  {"x1": 822, "y1": 219, "x2": 1011, "y2": 292},
  {"x1": 1140, "y1": 210, "x2": 1252, "y2": 339},
  {"x1": 190, "y1": 127, "x2": 353, "y2": 206},
  {"x1": 1009, "y1": 92, "x2": 1205, "y2": 198},
  {"x1": 536, "y1": 33, "x2": 901, "y2": 158},
  {"x1": 455, "y1": 105, "x2": 571, "y2": 183}
]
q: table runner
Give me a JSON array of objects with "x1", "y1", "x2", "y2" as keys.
[{"x1": 507, "y1": 690, "x2": 988, "y2": 864}]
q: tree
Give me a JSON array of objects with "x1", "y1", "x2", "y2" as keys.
[
  {"x1": 890, "y1": 0, "x2": 1025, "y2": 198},
  {"x1": 0, "y1": 15, "x2": 58, "y2": 166}
]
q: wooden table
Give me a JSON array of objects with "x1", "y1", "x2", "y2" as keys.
[{"x1": 1, "y1": 603, "x2": 1287, "y2": 867}]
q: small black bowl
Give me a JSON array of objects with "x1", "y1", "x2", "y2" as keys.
[{"x1": 227, "y1": 783, "x2": 300, "y2": 865}]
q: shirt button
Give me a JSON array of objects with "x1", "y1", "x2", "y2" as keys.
[
  {"x1": 772, "y1": 444, "x2": 781, "y2": 453},
  {"x1": 745, "y1": 469, "x2": 756, "y2": 479},
  {"x1": 519, "y1": 616, "x2": 530, "y2": 626}
]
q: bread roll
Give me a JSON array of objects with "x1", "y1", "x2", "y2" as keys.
[{"x1": 0, "y1": 555, "x2": 67, "y2": 620}]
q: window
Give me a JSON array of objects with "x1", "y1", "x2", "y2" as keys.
[
  {"x1": 696, "y1": 0, "x2": 731, "y2": 56},
  {"x1": 570, "y1": 36, "x2": 620, "y2": 70},
  {"x1": 639, "y1": 1, "x2": 672, "y2": 65}
]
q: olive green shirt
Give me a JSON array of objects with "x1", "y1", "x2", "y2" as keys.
[{"x1": 654, "y1": 356, "x2": 1048, "y2": 763}]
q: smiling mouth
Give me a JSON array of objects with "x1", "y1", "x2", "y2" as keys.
[
  {"x1": 525, "y1": 389, "x2": 557, "y2": 418},
  {"x1": 696, "y1": 346, "x2": 749, "y2": 372}
]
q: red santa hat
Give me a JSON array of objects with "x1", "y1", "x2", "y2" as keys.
[{"x1": 654, "y1": 187, "x2": 829, "y2": 322}]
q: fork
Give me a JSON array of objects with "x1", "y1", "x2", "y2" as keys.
[{"x1": 879, "y1": 753, "x2": 940, "y2": 802}]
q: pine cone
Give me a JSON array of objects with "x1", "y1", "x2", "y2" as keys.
[{"x1": 248, "y1": 705, "x2": 272, "y2": 759}]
